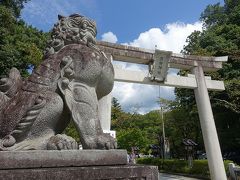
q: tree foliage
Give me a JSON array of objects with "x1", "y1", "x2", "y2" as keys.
[
  {"x1": 111, "y1": 98, "x2": 162, "y2": 153},
  {"x1": 111, "y1": 97, "x2": 202, "y2": 158},
  {"x1": 0, "y1": 2, "x2": 49, "y2": 77},
  {"x1": 117, "y1": 128, "x2": 149, "y2": 152},
  {"x1": 180, "y1": 0, "x2": 240, "y2": 153},
  {"x1": 0, "y1": 0, "x2": 29, "y2": 18}
]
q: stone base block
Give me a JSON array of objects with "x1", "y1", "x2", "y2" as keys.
[
  {"x1": 0, "y1": 150, "x2": 127, "y2": 169},
  {"x1": 0, "y1": 165, "x2": 158, "y2": 180},
  {"x1": 0, "y1": 150, "x2": 158, "y2": 179}
]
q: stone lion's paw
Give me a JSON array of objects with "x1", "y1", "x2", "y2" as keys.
[
  {"x1": 47, "y1": 134, "x2": 78, "y2": 150},
  {"x1": 97, "y1": 134, "x2": 117, "y2": 150}
]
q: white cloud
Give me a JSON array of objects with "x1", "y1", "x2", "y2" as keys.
[
  {"x1": 101, "y1": 32, "x2": 118, "y2": 43},
  {"x1": 126, "y1": 21, "x2": 202, "y2": 53},
  {"x1": 113, "y1": 82, "x2": 175, "y2": 114},
  {"x1": 111, "y1": 21, "x2": 202, "y2": 114}
]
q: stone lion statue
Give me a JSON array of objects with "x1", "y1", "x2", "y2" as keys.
[{"x1": 0, "y1": 14, "x2": 117, "y2": 150}]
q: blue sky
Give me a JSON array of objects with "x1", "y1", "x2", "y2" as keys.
[
  {"x1": 22, "y1": 0, "x2": 223, "y2": 42},
  {"x1": 22, "y1": 0, "x2": 223, "y2": 113}
]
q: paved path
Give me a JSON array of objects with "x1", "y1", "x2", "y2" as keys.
[{"x1": 159, "y1": 173, "x2": 200, "y2": 180}]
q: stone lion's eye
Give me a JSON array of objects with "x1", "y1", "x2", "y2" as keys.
[{"x1": 82, "y1": 23, "x2": 87, "y2": 28}]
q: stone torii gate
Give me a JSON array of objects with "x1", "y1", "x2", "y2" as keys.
[{"x1": 97, "y1": 41, "x2": 228, "y2": 180}]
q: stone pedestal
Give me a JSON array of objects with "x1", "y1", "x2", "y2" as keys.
[{"x1": 0, "y1": 150, "x2": 158, "y2": 180}]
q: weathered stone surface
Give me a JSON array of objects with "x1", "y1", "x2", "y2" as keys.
[
  {"x1": 97, "y1": 41, "x2": 154, "y2": 64},
  {"x1": 97, "y1": 40, "x2": 227, "y2": 72},
  {"x1": 0, "y1": 165, "x2": 158, "y2": 180},
  {"x1": 0, "y1": 14, "x2": 116, "y2": 151},
  {"x1": 0, "y1": 150, "x2": 127, "y2": 169}
]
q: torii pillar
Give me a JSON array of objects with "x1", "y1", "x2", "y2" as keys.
[{"x1": 192, "y1": 65, "x2": 226, "y2": 180}]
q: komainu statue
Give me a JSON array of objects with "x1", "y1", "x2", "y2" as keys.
[{"x1": 0, "y1": 14, "x2": 117, "y2": 151}]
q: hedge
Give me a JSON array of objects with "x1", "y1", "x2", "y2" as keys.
[{"x1": 137, "y1": 157, "x2": 233, "y2": 178}]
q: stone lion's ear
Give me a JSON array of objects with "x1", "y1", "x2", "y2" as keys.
[{"x1": 58, "y1": 14, "x2": 65, "y2": 20}]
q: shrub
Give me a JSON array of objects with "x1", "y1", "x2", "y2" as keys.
[
  {"x1": 189, "y1": 160, "x2": 209, "y2": 177},
  {"x1": 137, "y1": 158, "x2": 233, "y2": 178},
  {"x1": 163, "y1": 159, "x2": 188, "y2": 173}
]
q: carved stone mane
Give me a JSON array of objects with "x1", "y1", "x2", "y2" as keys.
[{"x1": 45, "y1": 14, "x2": 99, "y2": 56}]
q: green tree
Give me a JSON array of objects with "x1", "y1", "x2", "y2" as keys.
[
  {"x1": 110, "y1": 97, "x2": 202, "y2": 157},
  {"x1": 111, "y1": 97, "x2": 122, "y2": 121},
  {"x1": 180, "y1": 0, "x2": 240, "y2": 154},
  {"x1": 0, "y1": 0, "x2": 29, "y2": 18},
  {"x1": 117, "y1": 128, "x2": 149, "y2": 152},
  {"x1": 0, "y1": 2, "x2": 48, "y2": 77},
  {"x1": 156, "y1": 98, "x2": 202, "y2": 158}
]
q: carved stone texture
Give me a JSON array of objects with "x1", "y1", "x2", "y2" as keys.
[{"x1": 0, "y1": 13, "x2": 116, "y2": 151}]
